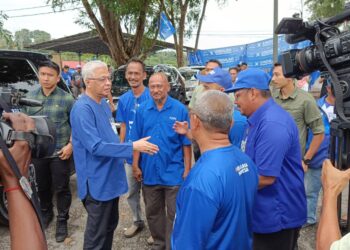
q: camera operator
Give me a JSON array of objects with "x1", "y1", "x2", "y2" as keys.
[{"x1": 0, "y1": 112, "x2": 47, "y2": 250}]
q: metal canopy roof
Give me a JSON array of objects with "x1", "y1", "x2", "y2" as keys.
[{"x1": 27, "y1": 30, "x2": 194, "y2": 55}]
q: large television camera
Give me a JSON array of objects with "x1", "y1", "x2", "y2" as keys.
[
  {"x1": 0, "y1": 87, "x2": 56, "y2": 159},
  {"x1": 276, "y1": 8, "x2": 350, "y2": 232},
  {"x1": 275, "y1": 8, "x2": 350, "y2": 120}
]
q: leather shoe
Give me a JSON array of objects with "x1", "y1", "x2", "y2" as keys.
[
  {"x1": 55, "y1": 220, "x2": 68, "y2": 243},
  {"x1": 124, "y1": 224, "x2": 143, "y2": 238}
]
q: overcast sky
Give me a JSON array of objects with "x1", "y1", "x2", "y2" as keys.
[{"x1": 1, "y1": 0, "x2": 309, "y2": 49}]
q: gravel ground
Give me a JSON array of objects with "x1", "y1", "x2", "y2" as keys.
[{"x1": 0, "y1": 174, "x2": 348, "y2": 250}]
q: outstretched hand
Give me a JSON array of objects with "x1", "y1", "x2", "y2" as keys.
[
  {"x1": 173, "y1": 121, "x2": 189, "y2": 135},
  {"x1": 133, "y1": 136, "x2": 159, "y2": 155}
]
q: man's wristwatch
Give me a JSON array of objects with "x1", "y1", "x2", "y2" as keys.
[{"x1": 303, "y1": 158, "x2": 311, "y2": 165}]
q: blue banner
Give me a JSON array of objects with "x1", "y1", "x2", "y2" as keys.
[
  {"x1": 187, "y1": 35, "x2": 312, "y2": 71},
  {"x1": 159, "y1": 12, "x2": 175, "y2": 40}
]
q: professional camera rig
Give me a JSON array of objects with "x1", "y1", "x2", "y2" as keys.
[
  {"x1": 276, "y1": 8, "x2": 350, "y2": 232},
  {"x1": 0, "y1": 87, "x2": 56, "y2": 158},
  {"x1": 0, "y1": 87, "x2": 56, "y2": 233}
]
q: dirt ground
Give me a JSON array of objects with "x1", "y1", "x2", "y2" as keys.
[{"x1": 0, "y1": 174, "x2": 348, "y2": 250}]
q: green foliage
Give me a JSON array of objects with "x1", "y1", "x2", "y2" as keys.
[
  {"x1": 15, "y1": 29, "x2": 32, "y2": 49},
  {"x1": 60, "y1": 51, "x2": 113, "y2": 65},
  {"x1": 305, "y1": 0, "x2": 346, "y2": 20},
  {"x1": 14, "y1": 29, "x2": 51, "y2": 49},
  {"x1": 0, "y1": 11, "x2": 13, "y2": 48},
  {"x1": 144, "y1": 50, "x2": 178, "y2": 66},
  {"x1": 31, "y1": 30, "x2": 51, "y2": 44}
]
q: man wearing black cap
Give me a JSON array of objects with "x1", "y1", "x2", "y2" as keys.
[{"x1": 232, "y1": 68, "x2": 306, "y2": 250}]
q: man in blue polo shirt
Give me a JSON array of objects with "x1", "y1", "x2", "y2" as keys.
[
  {"x1": 70, "y1": 60, "x2": 159, "y2": 249},
  {"x1": 116, "y1": 58, "x2": 151, "y2": 238},
  {"x1": 231, "y1": 68, "x2": 306, "y2": 250},
  {"x1": 131, "y1": 72, "x2": 192, "y2": 250},
  {"x1": 171, "y1": 90, "x2": 258, "y2": 250}
]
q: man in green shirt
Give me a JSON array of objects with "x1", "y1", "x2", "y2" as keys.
[
  {"x1": 272, "y1": 63, "x2": 324, "y2": 172},
  {"x1": 25, "y1": 61, "x2": 75, "y2": 243}
]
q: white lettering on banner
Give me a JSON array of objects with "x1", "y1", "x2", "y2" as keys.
[{"x1": 235, "y1": 163, "x2": 249, "y2": 176}]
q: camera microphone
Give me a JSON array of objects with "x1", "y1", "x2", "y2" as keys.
[{"x1": 18, "y1": 98, "x2": 42, "y2": 107}]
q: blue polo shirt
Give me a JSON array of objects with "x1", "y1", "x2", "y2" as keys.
[
  {"x1": 61, "y1": 71, "x2": 71, "y2": 87},
  {"x1": 116, "y1": 88, "x2": 151, "y2": 164},
  {"x1": 71, "y1": 94, "x2": 133, "y2": 201},
  {"x1": 130, "y1": 96, "x2": 191, "y2": 186},
  {"x1": 306, "y1": 95, "x2": 335, "y2": 169},
  {"x1": 243, "y1": 98, "x2": 306, "y2": 233},
  {"x1": 229, "y1": 109, "x2": 248, "y2": 148},
  {"x1": 171, "y1": 145, "x2": 258, "y2": 250}
]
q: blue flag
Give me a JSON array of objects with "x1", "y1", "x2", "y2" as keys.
[{"x1": 159, "y1": 12, "x2": 175, "y2": 40}]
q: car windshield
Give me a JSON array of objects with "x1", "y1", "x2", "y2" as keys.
[
  {"x1": 0, "y1": 57, "x2": 38, "y2": 89},
  {"x1": 180, "y1": 69, "x2": 198, "y2": 81}
]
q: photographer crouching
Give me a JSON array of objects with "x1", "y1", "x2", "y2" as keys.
[{"x1": 0, "y1": 112, "x2": 47, "y2": 250}]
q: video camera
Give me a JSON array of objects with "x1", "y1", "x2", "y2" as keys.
[
  {"x1": 0, "y1": 87, "x2": 56, "y2": 158},
  {"x1": 276, "y1": 8, "x2": 350, "y2": 232},
  {"x1": 275, "y1": 8, "x2": 350, "y2": 119}
]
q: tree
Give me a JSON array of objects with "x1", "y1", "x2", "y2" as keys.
[
  {"x1": 0, "y1": 11, "x2": 13, "y2": 48},
  {"x1": 194, "y1": 0, "x2": 208, "y2": 51},
  {"x1": 50, "y1": 0, "x2": 161, "y2": 66},
  {"x1": 194, "y1": 0, "x2": 227, "y2": 51},
  {"x1": 14, "y1": 29, "x2": 51, "y2": 49},
  {"x1": 161, "y1": 0, "x2": 204, "y2": 67},
  {"x1": 161, "y1": 0, "x2": 227, "y2": 66},
  {"x1": 31, "y1": 30, "x2": 51, "y2": 44},
  {"x1": 15, "y1": 29, "x2": 32, "y2": 49},
  {"x1": 305, "y1": 0, "x2": 345, "y2": 20}
]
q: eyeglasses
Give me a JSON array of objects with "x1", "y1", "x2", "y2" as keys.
[{"x1": 88, "y1": 76, "x2": 112, "y2": 83}]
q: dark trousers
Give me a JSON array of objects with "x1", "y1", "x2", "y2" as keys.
[
  {"x1": 253, "y1": 228, "x2": 301, "y2": 250},
  {"x1": 143, "y1": 185, "x2": 179, "y2": 250},
  {"x1": 82, "y1": 193, "x2": 119, "y2": 250},
  {"x1": 32, "y1": 157, "x2": 72, "y2": 221}
]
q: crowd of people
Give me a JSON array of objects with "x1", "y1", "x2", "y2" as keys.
[{"x1": 1, "y1": 57, "x2": 349, "y2": 250}]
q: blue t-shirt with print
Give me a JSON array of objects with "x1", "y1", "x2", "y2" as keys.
[{"x1": 172, "y1": 145, "x2": 258, "y2": 250}]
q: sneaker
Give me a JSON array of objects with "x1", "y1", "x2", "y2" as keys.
[
  {"x1": 124, "y1": 224, "x2": 143, "y2": 238},
  {"x1": 42, "y1": 211, "x2": 54, "y2": 229},
  {"x1": 147, "y1": 236, "x2": 154, "y2": 245},
  {"x1": 55, "y1": 220, "x2": 68, "y2": 243}
]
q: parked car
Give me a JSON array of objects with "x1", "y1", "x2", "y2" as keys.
[
  {"x1": 0, "y1": 50, "x2": 73, "y2": 226},
  {"x1": 178, "y1": 66, "x2": 205, "y2": 103},
  {"x1": 111, "y1": 64, "x2": 187, "y2": 107}
]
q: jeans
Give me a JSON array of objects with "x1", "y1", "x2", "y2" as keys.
[
  {"x1": 125, "y1": 163, "x2": 144, "y2": 227},
  {"x1": 304, "y1": 167, "x2": 322, "y2": 224},
  {"x1": 32, "y1": 157, "x2": 72, "y2": 222}
]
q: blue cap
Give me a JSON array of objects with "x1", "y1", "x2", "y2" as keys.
[
  {"x1": 226, "y1": 68, "x2": 271, "y2": 93},
  {"x1": 196, "y1": 67, "x2": 232, "y2": 90}
]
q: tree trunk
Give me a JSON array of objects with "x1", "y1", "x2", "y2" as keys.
[
  {"x1": 175, "y1": 0, "x2": 189, "y2": 67},
  {"x1": 194, "y1": 0, "x2": 208, "y2": 51}
]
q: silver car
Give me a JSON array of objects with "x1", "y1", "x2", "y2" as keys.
[{"x1": 179, "y1": 66, "x2": 205, "y2": 103}]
